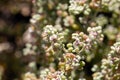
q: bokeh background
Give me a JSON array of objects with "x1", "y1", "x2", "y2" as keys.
[{"x1": 0, "y1": 0, "x2": 32, "y2": 80}]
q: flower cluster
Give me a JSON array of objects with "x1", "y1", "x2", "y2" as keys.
[
  {"x1": 64, "y1": 26, "x2": 104, "y2": 54},
  {"x1": 69, "y1": 0, "x2": 91, "y2": 15},
  {"x1": 92, "y1": 42, "x2": 120, "y2": 80},
  {"x1": 39, "y1": 69, "x2": 67, "y2": 80},
  {"x1": 101, "y1": 0, "x2": 120, "y2": 14},
  {"x1": 87, "y1": 26, "x2": 103, "y2": 43},
  {"x1": 23, "y1": 43, "x2": 37, "y2": 56},
  {"x1": 41, "y1": 25, "x2": 69, "y2": 60},
  {"x1": 59, "y1": 53, "x2": 84, "y2": 71}
]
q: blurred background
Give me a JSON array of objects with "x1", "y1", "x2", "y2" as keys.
[{"x1": 0, "y1": 0, "x2": 32, "y2": 80}]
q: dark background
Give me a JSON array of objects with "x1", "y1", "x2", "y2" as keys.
[{"x1": 0, "y1": 0, "x2": 32, "y2": 80}]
